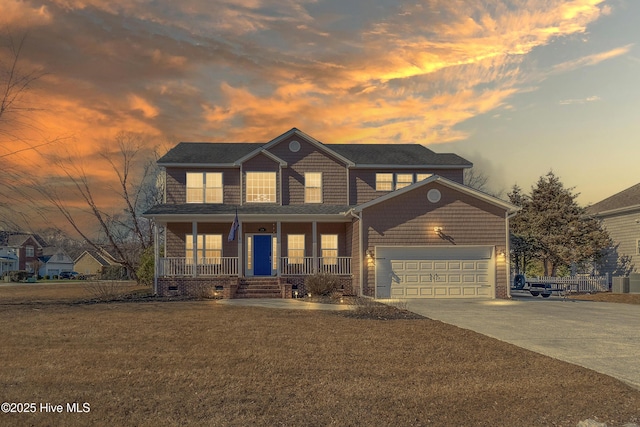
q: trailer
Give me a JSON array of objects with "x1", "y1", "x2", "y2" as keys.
[{"x1": 512, "y1": 274, "x2": 574, "y2": 298}]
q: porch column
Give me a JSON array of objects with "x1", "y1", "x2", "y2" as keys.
[
  {"x1": 192, "y1": 221, "x2": 198, "y2": 277},
  {"x1": 276, "y1": 221, "x2": 281, "y2": 276},
  {"x1": 312, "y1": 221, "x2": 317, "y2": 273},
  {"x1": 153, "y1": 222, "x2": 159, "y2": 295},
  {"x1": 237, "y1": 220, "x2": 243, "y2": 277}
]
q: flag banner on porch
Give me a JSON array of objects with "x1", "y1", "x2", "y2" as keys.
[{"x1": 228, "y1": 209, "x2": 239, "y2": 242}]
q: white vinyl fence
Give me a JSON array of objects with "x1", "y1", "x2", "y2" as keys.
[{"x1": 530, "y1": 275, "x2": 608, "y2": 293}]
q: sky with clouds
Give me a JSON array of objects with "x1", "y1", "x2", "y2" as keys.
[{"x1": 1, "y1": 0, "x2": 639, "y2": 231}]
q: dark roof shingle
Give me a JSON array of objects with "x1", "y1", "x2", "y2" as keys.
[
  {"x1": 158, "y1": 143, "x2": 262, "y2": 164},
  {"x1": 158, "y1": 141, "x2": 471, "y2": 167},
  {"x1": 588, "y1": 182, "x2": 640, "y2": 215},
  {"x1": 326, "y1": 144, "x2": 471, "y2": 166}
]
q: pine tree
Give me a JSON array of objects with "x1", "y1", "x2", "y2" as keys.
[{"x1": 509, "y1": 172, "x2": 611, "y2": 276}]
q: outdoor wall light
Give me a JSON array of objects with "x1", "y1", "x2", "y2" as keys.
[
  {"x1": 366, "y1": 249, "x2": 374, "y2": 258},
  {"x1": 433, "y1": 227, "x2": 443, "y2": 234}
]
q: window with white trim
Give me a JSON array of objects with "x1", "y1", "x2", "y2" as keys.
[
  {"x1": 305, "y1": 172, "x2": 322, "y2": 203},
  {"x1": 186, "y1": 234, "x2": 222, "y2": 264},
  {"x1": 246, "y1": 172, "x2": 276, "y2": 203},
  {"x1": 288, "y1": 234, "x2": 305, "y2": 264},
  {"x1": 25, "y1": 246, "x2": 34, "y2": 257},
  {"x1": 186, "y1": 172, "x2": 222, "y2": 203},
  {"x1": 416, "y1": 173, "x2": 433, "y2": 181},
  {"x1": 321, "y1": 234, "x2": 338, "y2": 265},
  {"x1": 396, "y1": 174, "x2": 413, "y2": 189},
  {"x1": 376, "y1": 173, "x2": 393, "y2": 191}
]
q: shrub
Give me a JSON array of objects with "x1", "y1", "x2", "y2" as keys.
[
  {"x1": 304, "y1": 272, "x2": 341, "y2": 296},
  {"x1": 136, "y1": 247, "x2": 154, "y2": 286},
  {"x1": 10, "y1": 270, "x2": 31, "y2": 282},
  {"x1": 101, "y1": 265, "x2": 126, "y2": 280}
]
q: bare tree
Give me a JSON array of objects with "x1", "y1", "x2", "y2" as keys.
[
  {"x1": 0, "y1": 31, "x2": 45, "y2": 139},
  {"x1": 0, "y1": 31, "x2": 67, "y2": 231},
  {"x1": 464, "y1": 167, "x2": 504, "y2": 198},
  {"x1": 40, "y1": 132, "x2": 164, "y2": 282}
]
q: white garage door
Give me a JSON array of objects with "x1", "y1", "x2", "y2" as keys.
[{"x1": 375, "y1": 246, "x2": 494, "y2": 299}]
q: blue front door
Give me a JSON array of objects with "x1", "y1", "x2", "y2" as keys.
[{"x1": 253, "y1": 235, "x2": 272, "y2": 276}]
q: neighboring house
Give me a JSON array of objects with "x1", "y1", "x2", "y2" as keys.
[
  {"x1": 38, "y1": 247, "x2": 75, "y2": 278},
  {"x1": 0, "y1": 247, "x2": 19, "y2": 277},
  {"x1": 74, "y1": 248, "x2": 120, "y2": 278},
  {"x1": 144, "y1": 128, "x2": 518, "y2": 299},
  {"x1": 588, "y1": 182, "x2": 640, "y2": 279},
  {"x1": 0, "y1": 232, "x2": 44, "y2": 273}
]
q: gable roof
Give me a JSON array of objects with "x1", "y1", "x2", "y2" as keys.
[
  {"x1": 158, "y1": 143, "x2": 261, "y2": 166},
  {"x1": 353, "y1": 175, "x2": 519, "y2": 214},
  {"x1": 327, "y1": 144, "x2": 471, "y2": 168},
  {"x1": 157, "y1": 128, "x2": 471, "y2": 168},
  {"x1": 5, "y1": 233, "x2": 44, "y2": 248},
  {"x1": 75, "y1": 248, "x2": 119, "y2": 266},
  {"x1": 588, "y1": 182, "x2": 640, "y2": 216}
]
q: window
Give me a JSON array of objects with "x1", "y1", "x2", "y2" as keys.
[
  {"x1": 396, "y1": 174, "x2": 413, "y2": 189},
  {"x1": 247, "y1": 236, "x2": 252, "y2": 270},
  {"x1": 376, "y1": 173, "x2": 393, "y2": 191},
  {"x1": 321, "y1": 234, "x2": 338, "y2": 265},
  {"x1": 416, "y1": 173, "x2": 433, "y2": 181},
  {"x1": 272, "y1": 236, "x2": 278, "y2": 270},
  {"x1": 305, "y1": 172, "x2": 322, "y2": 203},
  {"x1": 288, "y1": 234, "x2": 305, "y2": 264},
  {"x1": 186, "y1": 234, "x2": 222, "y2": 264},
  {"x1": 25, "y1": 246, "x2": 34, "y2": 257},
  {"x1": 246, "y1": 172, "x2": 276, "y2": 203},
  {"x1": 186, "y1": 172, "x2": 222, "y2": 203},
  {"x1": 637, "y1": 239, "x2": 640, "y2": 255}
]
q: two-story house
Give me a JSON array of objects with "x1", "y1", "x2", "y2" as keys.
[
  {"x1": 0, "y1": 232, "x2": 44, "y2": 274},
  {"x1": 144, "y1": 128, "x2": 518, "y2": 299},
  {"x1": 38, "y1": 247, "x2": 75, "y2": 278}
]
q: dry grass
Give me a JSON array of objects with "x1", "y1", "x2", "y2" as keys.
[
  {"x1": 0, "y1": 285, "x2": 639, "y2": 426},
  {"x1": 0, "y1": 281, "x2": 149, "y2": 304},
  {"x1": 569, "y1": 292, "x2": 640, "y2": 305}
]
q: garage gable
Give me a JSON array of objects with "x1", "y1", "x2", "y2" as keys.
[{"x1": 355, "y1": 175, "x2": 517, "y2": 299}]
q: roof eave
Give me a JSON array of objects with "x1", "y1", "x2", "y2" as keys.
[
  {"x1": 591, "y1": 204, "x2": 640, "y2": 218},
  {"x1": 350, "y1": 164, "x2": 472, "y2": 169},
  {"x1": 145, "y1": 213, "x2": 352, "y2": 223},
  {"x1": 157, "y1": 163, "x2": 240, "y2": 168}
]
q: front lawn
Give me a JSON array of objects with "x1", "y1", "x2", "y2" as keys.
[{"x1": 0, "y1": 293, "x2": 638, "y2": 425}]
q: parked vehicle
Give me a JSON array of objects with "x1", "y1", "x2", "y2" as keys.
[{"x1": 59, "y1": 271, "x2": 80, "y2": 280}]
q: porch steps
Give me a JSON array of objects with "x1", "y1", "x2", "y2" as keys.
[{"x1": 235, "y1": 279, "x2": 282, "y2": 298}]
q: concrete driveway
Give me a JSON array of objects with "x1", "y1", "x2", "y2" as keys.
[{"x1": 393, "y1": 291, "x2": 640, "y2": 390}]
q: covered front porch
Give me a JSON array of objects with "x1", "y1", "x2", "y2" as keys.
[{"x1": 153, "y1": 217, "x2": 354, "y2": 297}]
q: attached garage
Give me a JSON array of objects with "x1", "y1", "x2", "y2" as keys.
[{"x1": 375, "y1": 246, "x2": 495, "y2": 299}]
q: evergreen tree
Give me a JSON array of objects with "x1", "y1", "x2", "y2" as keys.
[{"x1": 509, "y1": 172, "x2": 611, "y2": 276}]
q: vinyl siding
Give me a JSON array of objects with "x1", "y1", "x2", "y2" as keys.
[
  {"x1": 599, "y1": 212, "x2": 640, "y2": 277},
  {"x1": 166, "y1": 222, "x2": 238, "y2": 258},
  {"x1": 267, "y1": 135, "x2": 348, "y2": 205},
  {"x1": 360, "y1": 182, "x2": 508, "y2": 298},
  {"x1": 165, "y1": 167, "x2": 240, "y2": 205},
  {"x1": 350, "y1": 169, "x2": 465, "y2": 205}
]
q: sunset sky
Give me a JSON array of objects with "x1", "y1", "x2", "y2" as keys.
[{"x1": 1, "y1": 0, "x2": 639, "y2": 232}]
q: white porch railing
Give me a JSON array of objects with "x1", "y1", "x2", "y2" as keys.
[
  {"x1": 280, "y1": 257, "x2": 351, "y2": 275},
  {"x1": 159, "y1": 256, "x2": 351, "y2": 277},
  {"x1": 159, "y1": 257, "x2": 238, "y2": 277},
  {"x1": 531, "y1": 276, "x2": 608, "y2": 293}
]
